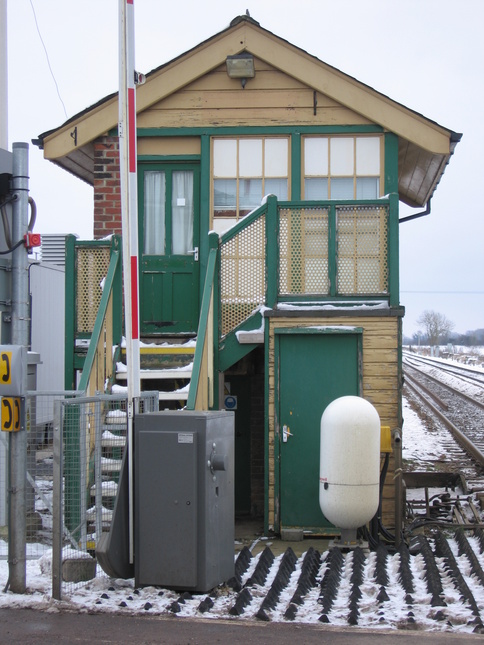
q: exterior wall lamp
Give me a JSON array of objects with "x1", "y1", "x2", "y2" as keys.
[{"x1": 225, "y1": 53, "x2": 255, "y2": 89}]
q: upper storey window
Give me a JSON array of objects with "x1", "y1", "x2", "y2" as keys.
[
  {"x1": 213, "y1": 137, "x2": 289, "y2": 226},
  {"x1": 303, "y1": 136, "x2": 381, "y2": 200}
]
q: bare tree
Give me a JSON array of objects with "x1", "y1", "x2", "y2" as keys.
[{"x1": 416, "y1": 310, "x2": 455, "y2": 345}]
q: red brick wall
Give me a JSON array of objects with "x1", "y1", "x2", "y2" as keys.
[{"x1": 93, "y1": 136, "x2": 121, "y2": 239}]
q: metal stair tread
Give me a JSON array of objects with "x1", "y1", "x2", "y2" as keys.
[
  {"x1": 158, "y1": 390, "x2": 189, "y2": 401},
  {"x1": 116, "y1": 367, "x2": 193, "y2": 380}
]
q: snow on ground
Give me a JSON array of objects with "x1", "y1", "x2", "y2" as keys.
[
  {"x1": 1, "y1": 396, "x2": 484, "y2": 633},
  {"x1": 402, "y1": 397, "x2": 449, "y2": 464}
]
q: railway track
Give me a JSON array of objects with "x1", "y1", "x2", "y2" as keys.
[{"x1": 402, "y1": 353, "x2": 484, "y2": 532}]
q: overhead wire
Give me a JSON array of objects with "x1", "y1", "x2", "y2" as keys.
[{"x1": 29, "y1": 0, "x2": 68, "y2": 120}]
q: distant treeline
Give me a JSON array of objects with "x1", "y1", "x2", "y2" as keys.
[
  {"x1": 404, "y1": 328, "x2": 484, "y2": 346},
  {"x1": 449, "y1": 328, "x2": 484, "y2": 346}
]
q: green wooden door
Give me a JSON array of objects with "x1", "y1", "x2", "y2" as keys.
[
  {"x1": 277, "y1": 330, "x2": 361, "y2": 532},
  {"x1": 139, "y1": 164, "x2": 200, "y2": 334}
]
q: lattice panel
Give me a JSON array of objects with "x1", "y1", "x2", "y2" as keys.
[
  {"x1": 336, "y1": 206, "x2": 388, "y2": 294},
  {"x1": 279, "y1": 207, "x2": 329, "y2": 295},
  {"x1": 220, "y1": 216, "x2": 266, "y2": 336},
  {"x1": 76, "y1": 246, "x2": 111, "y2": 333}
]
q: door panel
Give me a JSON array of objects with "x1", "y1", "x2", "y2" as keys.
[
  {"x1": 278, "y1": 331, "x2": 360, "y2": 531},
  {"x1": 139, "y1": 164, "x2": 200, "y2": 334}
]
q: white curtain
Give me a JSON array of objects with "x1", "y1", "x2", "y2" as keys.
[
  {"x1": 172, "y1": 170, "x2": 194, "y2": 255},
  {"x1": 144, "y1": 171, "x2": 166, "y2": 255}
]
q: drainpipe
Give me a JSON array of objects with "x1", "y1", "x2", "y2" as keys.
[
  {"x1": 398, "y1": 198, "x2": 431, "y2": 224},
  {"x1": 393, "y1": 428, "x2": 402, "y2": 548}
]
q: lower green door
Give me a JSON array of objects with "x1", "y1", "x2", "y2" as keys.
[{"x1": 278, "y1": 330, "x2": 361, "y2": 532}]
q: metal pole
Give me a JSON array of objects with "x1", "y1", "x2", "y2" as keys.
[
  {"x1": 9, "y1": 141, "x2": 29, "y2": 593},
  {"x1": 0, "y1": 0, "x2": 7, "y2": 150},
  {"x1": 119, "y1": 0, "x2": 140, "y2": 564}
]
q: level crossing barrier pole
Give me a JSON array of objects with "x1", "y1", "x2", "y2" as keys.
[{"x1": 119, "y1": 0, "x2": 141, "y2": 564}]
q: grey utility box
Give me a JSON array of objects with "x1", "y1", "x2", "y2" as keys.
[{"x1": 134, "y1": 410, "x2": 234, "y2": 592}]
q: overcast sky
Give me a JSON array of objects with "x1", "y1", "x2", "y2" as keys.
[{"x1": 5, "y1": 0, "x2": 484, "y2": 338}]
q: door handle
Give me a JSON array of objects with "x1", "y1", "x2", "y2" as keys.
[
  {"x1": 282, "y1": 425, "x2": 293, "y2": 443},
  {"x1": 189, "y1": 247, "x2": 199, "y2": 261}
]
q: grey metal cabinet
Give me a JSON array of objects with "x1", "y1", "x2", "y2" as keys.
[{"x1": 134, "y1": 410, "x2": 234, "y2": 592}]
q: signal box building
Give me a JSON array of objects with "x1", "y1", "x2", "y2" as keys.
[{"x1": 36, "y1": 15, "x2": 460, "y2": 535}]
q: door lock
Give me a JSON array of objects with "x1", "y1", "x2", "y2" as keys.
[
  {"x1": 282, "y1": 425, "x2": 293, "y2": 443},
  {"x1": 190, "y1": 247, "x2": 199, "y2": 261}
]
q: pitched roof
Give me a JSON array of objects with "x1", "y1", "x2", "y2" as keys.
[{"x1": 35, "y1": 14, "x2": 461, "y2": 208}]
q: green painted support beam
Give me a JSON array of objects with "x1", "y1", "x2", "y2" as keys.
[{"x1": 64, "y1": 235, "x2": 77, "y2": 390}]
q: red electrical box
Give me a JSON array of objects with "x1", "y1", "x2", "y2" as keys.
[{"x1": 24, "y1": 232, "x2": 41, "y2": 250}]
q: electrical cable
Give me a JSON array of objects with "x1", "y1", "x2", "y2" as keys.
[
  {"x1": 0, "y1": 239, "x2": 25, "y2": 254},
  {"x1": 29, "y1": 0, "x2": 68, "y2": 119},
  {"x1": 0, "y1": 195, "x2": 38, "y2": 255}
]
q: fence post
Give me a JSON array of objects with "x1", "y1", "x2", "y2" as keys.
[
  {"x1": 265, "y1": 195, "x2": 278, "y2": 308},
  {"x1": 52, "y1": 400, "x2": 63, "y2": 600}
]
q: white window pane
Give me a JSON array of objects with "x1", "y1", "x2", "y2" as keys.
[
  {"x1": 356, "y1": 137, "x2": 380, "y2": 175},
  {"x1": 356, "y1": 177, "x2": 379, "y2": 199},
  {"x1": 264, "y1": 138, "x2": 288, "y2": 176},
  {"x1": 214, "y1": 179, "x2": 236, "y2": 209},
  {"x1": 144, "y1": 171, "x2": 165, "y2": 255},
  {"x1": 304, "y1": 138, "x2": 328, "y2": 175},
  {"x1": 239, "y1": 139, "x2": 262, "y2": 177},
  {"x1": 172, "y1": 170, "x2": 193, "y2": 255},
  {"x1": 239, "y1": 178, "x2": 262, "y2": 209},
  {"x1": 331, "y1": 177, "x2": 354, "y2": 199},
  {"x1": 265, "y1": 178, "x2": 288, "y2": 200},
  {"x1": 213, "y1": 139, "x2": 237, "y2": 177},
  {"x1": 305, "y1": 178, "x2": 328, "y2": 200},
  {"x1": 330, "y1": 138, "x2": 354, "y2": 175}
]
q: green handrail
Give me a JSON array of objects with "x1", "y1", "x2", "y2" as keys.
[{"x1": 187, "y1": 233, "x2": 219, "y2": 410}]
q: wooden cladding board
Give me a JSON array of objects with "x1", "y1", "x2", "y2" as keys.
[
  {"x1": 137, "y1": 61, "x2": 373, "y2": 129},
  {"x1": 267, "y1": 315, "x2": 402, "y2": 530}
]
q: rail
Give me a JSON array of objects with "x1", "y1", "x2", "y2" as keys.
[
  {"x1": 219, "y1": 195, "x2": 393, "y2": 339},
  {"x1": 187, "y1": 233, "x2": 218, "y2": 410}
]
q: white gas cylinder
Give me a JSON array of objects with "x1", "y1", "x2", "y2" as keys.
[{"x1": 319, "y1": 396, "x2": 380, "y2": 529}]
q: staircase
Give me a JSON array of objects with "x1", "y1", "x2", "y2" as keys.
[
  {"x1": 114, "y1": 337, "x2": 196, "y2": 408},
  {"x1": 86, "y1": 337, "x2": 197, "y2": 547}
]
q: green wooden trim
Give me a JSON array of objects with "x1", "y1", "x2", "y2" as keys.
[
  {"x1": 263, "y1": 317, "x2": 271, "y2": 535},
  {"x1": 219, "y1": 202, "x2": 268, "y2": 245},
  {"x1": 329, "y1": 204, "x2": 337, "y2": 297},
  {"x1": 384, "y1": 133, "x2": 399, "y2": 194},
  {"x1": 78, "y1": 249, "x2": 121, "y2": 393},
  {"x1": 134, "y1": 125, "x2": 384, "y2": 137},
  {"x1": 110, "y1": 235, "x2": 123, "y2": 343},
  {"x1": 186, "y1": 242, "x2": 218, "y2": 410},
  {"x1": 290, "y1": 133, "x2": 301, "y2": 201},
  {"x1": 388, "y1": 192, "x2": 400, "y2": 307},
  {"x1": 64, "y1": 235, "x2": 77, "y2": 390},
  {"x1": 397, "y1": 316, "x2": 403, "y2": 427},
  {"x1": 218, "y1": 309, "x2": 264, "y2": 373},
  {"x1": 266, "y1": 195, "x2": 278, "y2": 308},
  {"x1": 278, "y1": 198, "x2": 390, "y2": 209},
  {"x1": 212, "y1": 232, "x2": 221, "y2": 410},
  {"x1": 384, "y1": 133, "x2": 400, "y2": 307},
  {"x1": 137, "y1": 155, "x2": 201, "y2": 162},
  {"x1": 199, "y1": 134, "x2": 211, "y2": 300}
]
